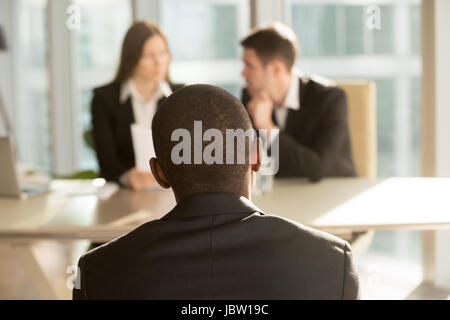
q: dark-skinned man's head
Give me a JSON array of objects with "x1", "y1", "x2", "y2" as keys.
[{"x1": 150, "y1": 84, "x2": 260, "y2": 202}]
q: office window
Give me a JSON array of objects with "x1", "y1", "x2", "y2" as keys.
[
  {"x1": 160, "y1": 0, "x2": 250, "y2": 98},
  {"x1": 374, "y1": 78, "x2": 396, "y2": 177},
  {"x1": 14, "y1": 0, "x2": 51, "y2": 172},
  {"x1": 344, "y1": 6, "x2": 364, "y2": 55},
  {"x1": 292, "y1": 4, "x2": 395, "y2": 57},
  {"x1": 370, "y1": 230, "x2": 422, "y2": 265},
  {"x1": 162, "y1": 2, "x2": 239, "y2": 60},
  {"x1": 410, "y1": 4, "x2": 421, "y2": 56},
  {"x1": 289, "y1": 0, "x2": 421, "y2": 177},
  {"x1": 372, "y1": 6, "x2": 394, "y2": 55},
  {"x1": 291, "y1": 5, "x2": 337, "y2": 56},
  {"x1": 72, "y1": 0, "x2": 133, "y2": 171},
  {"x1": 288, "y1": 0, "x2": 422, "y2": 270},
  {"x1": 410, "y1": 77, "x2": 421, "y2": 175}
]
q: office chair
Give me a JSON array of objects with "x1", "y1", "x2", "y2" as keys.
[{"x1": 338, "y1": 80, "x2": 377, "y2": 254}]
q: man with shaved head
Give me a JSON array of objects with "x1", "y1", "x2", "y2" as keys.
[{"x1": 73, "y1": 85, "x2": 360, "y2": 300}]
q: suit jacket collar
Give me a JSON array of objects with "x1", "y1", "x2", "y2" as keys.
[
  {"x1": 273, "y1": 72, "x2": 304, "y2": 128},
  {"x1": 283, "y1": 70, "x2": 301, "y2": 111},
  {"x1": 162, "y1": 192, "x2": 265, "y2": 220},
  {"x1": 116, "y1": 81, "x2": 175, "y2": 126},
  {"x1": 120, "y1": 79, "x2": 172, "y2": 104},
  {"x1": 117, "y1": 95, "x2": 136, "y2": 126},
  {"x1": 282, "y1": 75, "x2": 309, "y2": 134},
  {"x1": 298, "y1": 74, "x2": 307, "y2": 107}
]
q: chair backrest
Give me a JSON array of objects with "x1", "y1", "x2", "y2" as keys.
[{"x1": 337, "y1": 81, "x2": 377, "y2": 178}]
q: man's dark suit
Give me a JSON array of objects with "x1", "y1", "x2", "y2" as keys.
[
  {"x1": 73, "y1": 192, "x2": 360, "y2": 299},
  {"x1": 242, "y1": 75, "x2": 356, "y2": 182},
  {"x1": 91, "y1": 82, "x2": 183, "y2": 183}
]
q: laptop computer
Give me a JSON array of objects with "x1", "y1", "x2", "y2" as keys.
[{"x1": 0, "y1": 137, "x2": 49, "y2": 198}]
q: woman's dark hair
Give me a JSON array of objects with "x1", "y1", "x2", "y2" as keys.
[{"x1": 114, "y1": 21, "x2": 170, "y2": 83}]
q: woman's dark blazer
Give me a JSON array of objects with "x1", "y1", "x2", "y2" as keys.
[{"x1": 91, "y1": 81, "x2": 184, "y2": 183}]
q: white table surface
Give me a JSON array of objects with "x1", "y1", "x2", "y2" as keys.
[
  {"x1": 253, "y1": 177, "x2": 450, "y2": 233},
  {"x1": 1, "y1": 177, "x2": 449, "y2": 299},
  {"x1": 1, "y1": 177, "x2": 450, "y2": 240}
]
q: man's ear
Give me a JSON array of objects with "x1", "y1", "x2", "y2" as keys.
[
  {"x1": 272, "y1": 59, "x2": 286, "y2": 77},
  {"x1": 251, "y1": 137, "x2": 262, "y2": 173},
  {"x1": 150, "y1": 157, "x2": 171, "y2": 189}
]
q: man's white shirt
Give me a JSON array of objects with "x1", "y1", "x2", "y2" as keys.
[{"x1": 267, "y1": 70, "x2": 301, "y2": 148}]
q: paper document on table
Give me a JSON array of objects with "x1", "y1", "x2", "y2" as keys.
[{"x1": 131, "y1": 124, "x2": 155, "y2": 172}]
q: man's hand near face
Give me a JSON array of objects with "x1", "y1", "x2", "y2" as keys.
[{"x1": 247, "y1": 89, "x2": 278, "y2": 137}]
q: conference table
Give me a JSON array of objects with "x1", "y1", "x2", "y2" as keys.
[{"x1": 1, "y1": 177, "x2": 450, "y2": 299}]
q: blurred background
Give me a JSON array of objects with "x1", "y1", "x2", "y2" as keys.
[
  {"x1": 0, "y1": 0, "x2": 449, "y2": 299},
  {"x1": 0, "y1": 0, "x2": 422, "y2": 178}
]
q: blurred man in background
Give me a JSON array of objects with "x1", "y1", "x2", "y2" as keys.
[{"x1": 241, "y1": 22, "x2": 356, "y2": 182}]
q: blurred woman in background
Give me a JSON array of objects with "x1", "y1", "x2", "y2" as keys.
[{"x1": 91, "y1": 21, "x2": 183, "y2": 191}]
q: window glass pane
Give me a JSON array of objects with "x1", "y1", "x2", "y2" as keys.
[
  {"x1": 290, "y1": 2, "x2": 421, "y2": 178},
  {"x1": 410, "y1": 77, "x2": 421, "y2": 175},
  {"x1": 372, "y1": 5, "x2": 394, "y2": 54},
  {"x1": 315, "y1": 6, "x2": 337, "y2": 56},
  {"x1": 344, "y1": 6, "x2": 364, "y2": 55},
  {"x1": 73, "y1": 0, "x2": 132, "y2": 171},
  {"x1": 162, "y1": 1, "x2": 239, "y2": 60},
  {"x1": 79, "y1": 88, "x2": 95, "y2": 170},
  {"x1": 410, "y1": 4, "x2": 421, "y2": 55},
  {"x1": 290, "y1": 1, "x2": 422, "y2": 271},
  {"x1": 75, "y1": 0, "x2": 131, "y2": 69},
  {"x1": 15, "y1": 0, "x2": 51, "y2": 173},
  {"x1": 215, "y1": 83, "x2": 240, "y2": 98},
  {"x1": 292, "y1": 4, "x2": 396, "y2": 57},
  {"x1": 368, "y1": 230, "x2": 422, "y2": 264},
  {"x1": 292, "y1": 5, "x2": 338, "y2": 57},
  {"x1": 291, "y1": 5, "x2": 313, "y2": 57},
  {"x1": 160, "y1": 0, "x2": 249, "y2": 100},
  {"x1": 374, "y1": 78, "x2": 396, "y2": 177}
]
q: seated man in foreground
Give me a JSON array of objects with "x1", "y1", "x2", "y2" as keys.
[{"x1": 73, "y1": 85, "x2": 360, "y2": 299}]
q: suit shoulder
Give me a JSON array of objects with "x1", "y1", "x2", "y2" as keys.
[
  {"x1": 91, "y1": 82, "x2": 122, "y2": 113},
  {"x1": 81, "y1": 219, "x2": 164, "y2": 263},
  {"x1": 301, "y1": 76, "x2": 347, "y2": 116},
  {"x1": 305, "y1": 75, "x2": 352, "y2": 103},
  {"x1": 93, "y1": 82, "x2": 121, "y2": 98},
  {"x1": 259, "y1": 213, "x2": 349, "y2": 255},
  {"x1": 300, "y1": 74, "x2": 345, "y2": 95},
  {"x1": 309, "y1": 73, "x2": 337, "y2": 88}
]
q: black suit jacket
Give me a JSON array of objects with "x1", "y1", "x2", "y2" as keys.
[
  {"x1": 242, "y1": 76, "x2": 356, "y2": 182},
  {"x1": 73, "y1": 192, "x2": 360, "y2": 300},
  {"x1": 91, "y1": 82, "x2": 183, "y2": 183}
]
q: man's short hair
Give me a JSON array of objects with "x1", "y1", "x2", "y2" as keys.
[
  {"x1": 152, "y1": 84, "x2": 254, "y2": 199},
  {"x1": 240, "y1": 22, "x2": 299, "y2": 70}
]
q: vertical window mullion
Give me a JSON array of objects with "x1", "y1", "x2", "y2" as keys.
[
  {"x1": 132, "y1": 0, "x2": 161, "y2": 22},
  {"x1": 48, "y1": 0, "x2": 76, "y2": 175}
]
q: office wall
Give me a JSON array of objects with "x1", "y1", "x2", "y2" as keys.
[
  {"x1": 0, "y1": 0, "x2": 14, "y2": 136},
  {"x1": 422, "y1": 0, "x2": 450, "y2": 290},
  {"x1": 435, "y1": 0, "x2": 450, "y2": 178},
  {"x1": 434, "y1": 0, "x2": 450, "y2": 289}
]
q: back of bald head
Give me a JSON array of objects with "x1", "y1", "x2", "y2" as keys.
[{"x1": 152, "y1": 84, "x2": 254, "y2": 199}]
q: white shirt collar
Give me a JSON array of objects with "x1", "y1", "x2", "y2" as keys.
[
  {"x1": 283, "y1": 70, "x2": 301, "y2": 111},
  {"x1": 120, "y1": 79, "x2": 172, "y2": 104}
]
